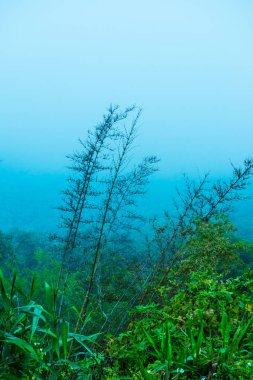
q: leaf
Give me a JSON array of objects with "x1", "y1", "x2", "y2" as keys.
[
  {"x1": 30, "y1": 306, "x2": 43, "y2": 342},
  {"x1": 220, "y1": 309, "x2": 230, "y2": 346},
  {"x1": 2, "y1": 335, "x2": 39, "y2": 361},
  {"x1": 0, "y1": 270, "x2": 11, "y2": 310},
  {"x1": 143, "y1": 328, "x2": 162, "y2": 360},
  {"x1": 69, "y1": 332, "x2": 99, "y2": 357},
  {"x1": 10, "y1": 271, "x2": 17, "y2": 301},
  {"x1": 36, "y1": 327, "x2": 58, "y2": 338},
  {"x1": 61, "y1": 321, "x2": 69, "y2": 359},
  {"x1": 29, "y1": 273, "x2": 37, "y2": 300}
]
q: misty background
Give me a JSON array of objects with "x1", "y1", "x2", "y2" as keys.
[{"x1": 0, "y1": 1, "x2": 253, "y2": 236}]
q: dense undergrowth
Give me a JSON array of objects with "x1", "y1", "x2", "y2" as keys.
[
  {"x1": 1, "y1": 107, "x2": 253, "y2": 379},
  {"x1": 1, "y1": 215, "x2": 253, "y2": 379}
]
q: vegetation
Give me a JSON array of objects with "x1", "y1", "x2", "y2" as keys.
[{"x1": 1, "y1": 106, "x2": 253, "y2": 379}]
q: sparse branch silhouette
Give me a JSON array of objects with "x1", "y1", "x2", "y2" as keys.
[
  {"x1": 137, "y1": 158, "x2": 253, "y2": 307},
  {"x1": 56, "y1": 105, "x2": 159, "y2": 338}
]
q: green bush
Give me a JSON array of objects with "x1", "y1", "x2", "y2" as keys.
[
  {"x1": 105, "y1": 270, "x2": 253, "y2": 379},
  {"x1": 0, "y1": 271, "x2": 101, "y2": 379}
]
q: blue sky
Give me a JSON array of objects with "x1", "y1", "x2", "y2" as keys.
[{"x1": 0, "y1": 0, "x2": 253, "y2": 176}]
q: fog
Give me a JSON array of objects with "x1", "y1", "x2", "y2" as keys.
[{"x1": 0, "y1": 1, "x2": 253, "y2": 234}]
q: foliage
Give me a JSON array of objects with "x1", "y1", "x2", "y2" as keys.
[
  {"x1": 57, "y1": 105, "x2": 159, "y2": 327},
  {"x1": 0, "y1": 231, "x2": 15, "y2": 273},
  {"x1": 1, "y1": 108, "x2": 253, "y2": 379},
  {"x1": 0, "y1": 271, "x2": 101, "y2": 379},
  {"x1": 148, "y1": 158, "x2": 253, "y2": 288},
  {"x1": 105, "y1": 270, "x2": 253, "y2": 379},
  {"x1": 1, "y1": 211, "x2": 253, "y2": 378},
  {"x1": 171, "y1": 214, "x2": 246, "y2": 279}
]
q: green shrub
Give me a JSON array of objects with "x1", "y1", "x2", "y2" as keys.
[
  {"x1": 105, "y1": 270, "x2": 253, "y2": 379},
  {"x1": 0, "y1": 271, "x2": 101, "y2": 379}
]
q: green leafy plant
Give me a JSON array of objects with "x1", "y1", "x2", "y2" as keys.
[
  {"x1": 0, "y1": 271, "x2": 102, "y2": 379},
  {"x1": 104, "y1": 270, "x2": 253, "y2": 379}
]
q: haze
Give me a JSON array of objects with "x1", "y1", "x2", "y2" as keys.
[{"x1": 0, "y1": 1, "x2": 253, "y2": 231}]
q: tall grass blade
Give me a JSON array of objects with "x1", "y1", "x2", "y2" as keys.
[
  {"x1": 3, "y1": 334, "x2": 39, "y2": 361},
  {"x1": 0, "y1": 270, "x2": 11, "y2": 310},
  {"x1": 62, "y1": 320, "x2": 69, "y2": 359},
  {"x1": 30, "y1": 306, "x2": 43, "y2": 343},
  {"x1": 143, "y1": 328, "x2": 162, "y2": 360},
  {"x1": 10, "y1": 271, "x2": 17, "y2": 301}
]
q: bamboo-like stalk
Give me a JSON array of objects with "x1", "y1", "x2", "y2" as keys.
[
  {"x1": 72, "y1": 111, "x2": 140, "y2": 336},
  {"x1": 57, "y1": 106, "x2": 136, "y2": 317},
  {"x1": 140, "y1": 158, "x2": 253, "y2": 304}
]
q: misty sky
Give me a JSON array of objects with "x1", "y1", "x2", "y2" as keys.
[{"x1": 0, "y1": 1, "x2": 253, "y2": 176}]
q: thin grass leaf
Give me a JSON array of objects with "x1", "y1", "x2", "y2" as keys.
[
  {"x1": 30, "y1": 307, "x2": 43, "y2": 343},
  {"x1": 220, "y1": 309, "x2": 230, "y2": 346},
  {"x1": 36, "y1": 327, "x2": 58, "y2": 339},
  {"x1": 61, "y1": 320, "x2": 69, "y2": 359},
  {"x1": 196, "y1": 309, "x2": 204, "y2": 358},
  {"x1": 2, "y1": 335, "x2": 39, "y2": 361},
  {"x1": 45, "y1": 282, "x2": 53, "y2": 314},
  {"x1": 229, "y1": 316, "x2": 253, "y2": 361},
  {"x1": 70, "y1": 332, "x2": 99, "y2": 357},
  {"x1": 143, "y1": 328, "x2": 162, "y2": 360},
  {"x1": 29, "y1": 273, "x2": 37, "y2": 300},
  {"x1": 0, "y1": 271, "x2": 11, "y2": 311},
  {"x1": 10, "y1": 271, "x2": 17, "y2": 301}
]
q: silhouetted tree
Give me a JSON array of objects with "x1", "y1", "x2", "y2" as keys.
[
  {"x1": 140, "y1": 158, "x2": 253, "y2": 302},
  {"x1": 57, "y1": 105, "x2": 159, "y2": 330}
]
